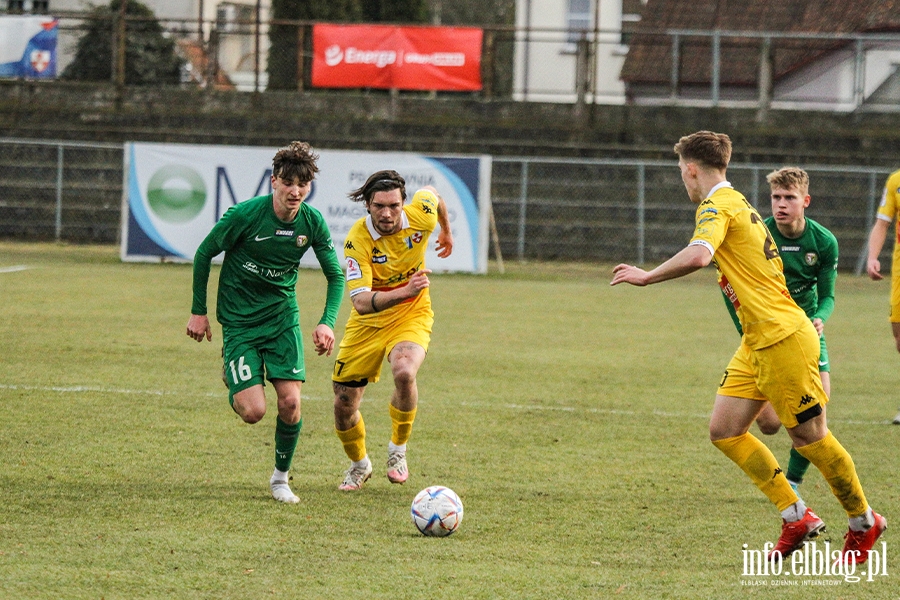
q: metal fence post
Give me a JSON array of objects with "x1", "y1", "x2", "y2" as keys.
[
  {"x1": 637, "y1": 164, "x2": 645, "y2": 265},
  {"x1": 853, "y1": 38, "x2": 865, "y2": 108},
  {"x1": 855, "y1": 171, "x2": 878, "y2": 275},
  {"x1": 711, "y1": 30, "x2": 721, "y2": 106},
  {"x1": 670, "y1": 33, "x2": 680, "y2": 99},
  {"x1": 55, "y1": 145, "x2": 64, "y2": 241},
  {"x1": 756, "y1": 37, "x2": 773, "y2": 121},
  {"x1": 517, "y1": 160, "x2": 529, "y2": 261},
  {"x1": 750, "y1": 166, "x2": 759, "y2": 208}
]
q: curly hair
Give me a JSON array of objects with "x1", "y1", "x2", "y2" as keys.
[{"x1": 271, "y1": 141, "x2": 320, "y2": 182}]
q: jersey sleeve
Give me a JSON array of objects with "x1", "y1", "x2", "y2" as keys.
[
  {"x1": 689, "y1": 198, "x2": 729, "y2": 255},
  {"x1": 813, "y1": 229, "x2": 839, "y2": 323},
  {"x1": 190, "y1": 205, "x2": 247, "y2": 315},
  {"x1": 406, "y1": 189, "x2": 440, "y2": 233},
  {"x1": 310, "y1": 214, "x2": 345, "y2": 329},
  {"x1": 877, "y1": 172, "x2": 900, "y2": 222},
  {"x1": 343, "y1": 225, "x2": 373, "y2": 299}
]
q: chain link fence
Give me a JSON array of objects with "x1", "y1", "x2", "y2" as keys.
[
  {"x1": 490, "y1": 157, "x2": 890, "y2": 274},
  {"x1": 14, "y1": 11, "x2": 900, "y2": 108},
  {"x1": 0, "y1": 139, "x2": 123, "y2": 243},
  {"x1": 0, "y1": 138, "x2": 892, "y2": 273}
]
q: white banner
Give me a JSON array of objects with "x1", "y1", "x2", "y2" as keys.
[
  {"x1": 121, "y1": 142, "x2": 491, "y2": 273},
  {"x1": 0, "y1": 16, "x2": 58, "y2": 78}
]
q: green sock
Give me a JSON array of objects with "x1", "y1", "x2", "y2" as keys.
[
  {"x1": 786, "y1": 447, "x2": 811, "y2": 484},
  {"x1": 274, "y1": 417, "x2": 302, "y2": 472}
]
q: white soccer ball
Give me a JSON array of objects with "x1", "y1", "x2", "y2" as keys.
[{"x1": 410, "y1": 486, "x2": 464, "y2": 537}]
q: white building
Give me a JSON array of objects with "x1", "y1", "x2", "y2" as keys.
[
  {"x1": 514, "y1": 0, "x2": 640, "y2": 103},
  {"x1": 3, "y1": 0, "x2": 270, "y2": 90}
]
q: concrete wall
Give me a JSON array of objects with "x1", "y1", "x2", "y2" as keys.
[{"x1": 3, "y1": 81, "x2": 900, "y2": 166}]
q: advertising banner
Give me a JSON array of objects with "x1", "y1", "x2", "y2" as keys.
[
  {"x1": 312, "y1": 24, "x2": 482, "y2": 91},
  {"x1": 121, "y1": 142, "x2": 491, "y2": 274},
  {"x1": 0, "y1": 16, "x2": 58, "y2": 79}
]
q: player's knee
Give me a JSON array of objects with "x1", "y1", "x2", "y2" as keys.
[
  {"x1": 392, "y1": 364, "x2": 418, "y2": 389},
  {"x1": 757, "y1": 421, "x2": 781, "y2": 435},
  {"x1": 238, "y1": 406, "x2": 265, "y2": 424},
  {"x1": 278, "y1": 396, "x2": 300, "y2": 418}
]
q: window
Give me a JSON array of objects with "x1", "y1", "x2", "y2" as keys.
[
  {"x1": 564, "y1": 0, "x2": 593, "y2": 53},
  {"x1": 567, "y1": 0, "x2": 592, "y2": 40},
  {"x1": 7, "y1": 0, "x2": 48, "y2": 13},
  {"x1": 216, "y1": 2, "x2": 255, "y2": 35}
]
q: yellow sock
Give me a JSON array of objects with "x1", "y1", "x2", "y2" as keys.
[
  {"x1": 389, "y1": 404, "x2": 417, "y2": 446},
  {"x1": 795, "y1": 432, "x2": 868, "y2": 518},
  {"x1": 712, "y1": 433, "x2": 798, "y2": 511},
  {"x1": 336, "y1": 414, "x2": 367, "y2": 462}
]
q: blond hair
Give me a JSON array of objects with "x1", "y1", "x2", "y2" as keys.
[{"x1": 766, "y1": 167, "x2": 809, "y2": 195}]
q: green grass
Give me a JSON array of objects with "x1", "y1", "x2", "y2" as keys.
[{"x1": 1, "y1": 242, "x2": 898, "y2": 599}]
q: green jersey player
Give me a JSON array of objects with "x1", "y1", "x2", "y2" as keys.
[
  {"x1": 723, "y1": 166, "x2": 838, "y2": 498},
  {"x1": 187, "y1": 141, "x2": 344, "y2": 504}
]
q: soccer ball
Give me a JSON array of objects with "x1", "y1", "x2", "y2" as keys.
[{"x1": 410, "y1": 486, "x2": 463, "y2": 537}]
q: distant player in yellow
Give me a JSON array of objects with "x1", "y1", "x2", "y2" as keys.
[
  {"x1": 611, "y1": 131, "x2": 885, "y2": 564},
  {"x1": 864, "y1": 168, "x2": 900, "y2": 424},
  {"x1": 332, "y1": 170, "x2": 453, "y2": 491}
]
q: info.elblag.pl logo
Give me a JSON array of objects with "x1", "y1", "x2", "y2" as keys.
[{"x1": 741, "y1": 541, "x2": 889, "y2": 586}]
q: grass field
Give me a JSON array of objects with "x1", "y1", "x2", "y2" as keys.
[{"x1": 1, "y1": 241, "x2": 898, "y2": 599}]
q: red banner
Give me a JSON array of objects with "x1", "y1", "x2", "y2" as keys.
[{"x1": 312, "y1": 24, "x2": 482, "y2": 91}]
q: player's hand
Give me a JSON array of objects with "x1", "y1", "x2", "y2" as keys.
[
  {"x1": 186, "y1": 314, "x2": 212, "y2": 342},
  {"x1": 867, "y1": 258, "x2": 883, "y2": 281},
  {"x1": 811, "y1": 317, "x2": 824, "y2": 337},
  {"x1": 610, "y1": 264, "x2": 650, "y2": 287},
  {"x1": 313, "y1": 324, "x2": 335, "y2": 356},
  {"x1": 435, "y1": 229, "x2": 453, "y2": 258},
  {"x1": 405, "y1": 269, "x2": 432, "y2": 297}
]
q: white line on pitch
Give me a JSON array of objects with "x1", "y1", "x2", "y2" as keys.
[
  {"x1": 0, "y1": 265, "x2": 29, "y2": 273},
  {"x1": 2, "y1": 384, "x2": 890, "y2": 425}
]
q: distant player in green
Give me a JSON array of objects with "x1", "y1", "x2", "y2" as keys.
[
  {"x1": 186, "y1": 141, "x2": 344, "y2": 504},
  {"x1": 722, "y1": 167, "x2": 838, "y2": 499}
]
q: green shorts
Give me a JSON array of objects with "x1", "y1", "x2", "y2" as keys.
[
  {"x1": 817, "y1": 333, "x2": 830, "y2": 374},
  {"x1": 222, "y1": 323, "x2": 305, "y2": 398}
]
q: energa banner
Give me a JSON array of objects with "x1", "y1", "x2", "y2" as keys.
[
  {"x1": 0, "y1": 16, "x2": 57, "y2": 78},
  {"x1": 121, "y1": 142, "x2": 491, "y2": 274},
  {"x1": 312, "y1": 24, "x2": 482, "y2": 91}
]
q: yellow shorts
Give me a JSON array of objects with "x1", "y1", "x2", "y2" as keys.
[
  {"x1": 717, "y1": 322, "x2": 828, "y2": 429},
  {"x1": 332, "y1": 309, "x2": 433, "y2": 384},
  {"x1": 890, "y1": 274, "x2": 900, "y2": 322}
]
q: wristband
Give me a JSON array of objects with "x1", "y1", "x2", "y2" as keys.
[{"x1": 370, "y1": 292, "x2": 379, "y2": 313}]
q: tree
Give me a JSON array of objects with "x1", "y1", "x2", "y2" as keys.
[
  {"x1": 61, "y1": 0, "x2": 181, "y2": 85},
  {"x1": 361, "y1": 0, "x2": 428, "y2": 23},
  {"x1": 267, "y1": 0, "x2": 362, "y2": 90}
]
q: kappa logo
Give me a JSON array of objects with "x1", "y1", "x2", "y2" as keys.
[
  {"x1": 421, "y1": 204, "x2": 434, "y2": 215},
  {"x1": 799, "y1": 394, "x2": 815, "y2": 407},
  {"x1": 772, "y1": 467, "x2": 783, "y2": 479},
  {"x1": 345, "y1": 241, "x2": 355, "y2": 251},
  {"x1": 372, "y1": 247, "x2": 387, "y2": 264}
]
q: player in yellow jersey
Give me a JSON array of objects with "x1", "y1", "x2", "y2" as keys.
[
  {"x1": 332, "y1": 170, "x2": 453, "y2": 491},
  {"x1": 864, "y1": 167, "x2": 900, "y2": 424},
  {"x1": 611, "y1": 131, "x2": 886, "y2": 565}
]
